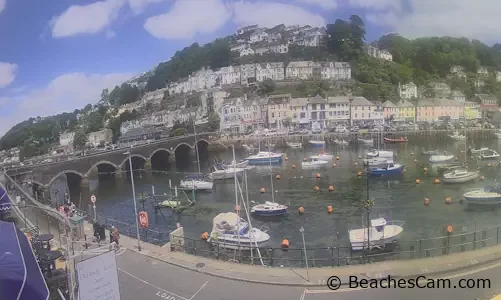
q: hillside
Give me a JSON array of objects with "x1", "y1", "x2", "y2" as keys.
[{"x1": 3, "y1": 14, "x2": 501, "y2": 157}]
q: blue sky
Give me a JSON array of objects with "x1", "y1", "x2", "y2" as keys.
[{"x1": 0, "y1": 0, "x2": 496, "y2": 135}]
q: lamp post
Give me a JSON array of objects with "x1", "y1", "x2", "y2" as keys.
[
  {"x1": 299, "y1": 226, "x2": 309, "y2": 281},
  {"x1": 124, "y1": 150, "x2": 141, "y2": 252}
]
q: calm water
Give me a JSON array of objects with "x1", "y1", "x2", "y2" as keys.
[{"x1": 59, "y1": 138, "x2": 501, "y2": 249}]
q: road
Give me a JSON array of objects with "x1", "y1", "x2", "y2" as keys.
[{"x1": 115, "y1": 250, "x2": 501, "y2": 300}]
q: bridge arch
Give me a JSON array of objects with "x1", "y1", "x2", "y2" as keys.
[
  {"x1": 87, "y1": 160, "x2": 118, "y2": 176},
  {"x1": 173, "y1": 142, "x2": 193, "y2": 153},
  {"x1": 149, "y1": 148, "x2": 173, "y2": 159},
  {"x1": 119, "y1": 154, "x2": 148, "y2": 168},
  {"x1": 194, "y1": 138, "x2": 210, "y2": 148},
  {"x1": 47, "y1": 170, "x2": 85, "y2": 186}
]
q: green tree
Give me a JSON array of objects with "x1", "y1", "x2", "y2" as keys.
[
  {"x1": 208, "y1": 113, "x2": 220, "y2": 132},
  {"x1": 175, "y1": 128, "x2": 186, "y2": 136},
  {"x1": 73, "y1": 130, "x2": 87, "y2": 150},
  {"x1": 260, "y1": 79, "x2": 276, "y2": 94}
]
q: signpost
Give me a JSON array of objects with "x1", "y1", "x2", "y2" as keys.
[
  {"x1": 76, "y1": 250, "x2": 121, "y2": 300},
  {"x1": 90, "y1": 195, "x2": 96, "y2": 221}
]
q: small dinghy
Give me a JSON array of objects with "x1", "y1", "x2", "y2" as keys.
[
  {"x1": 384, "y1": 137, "x2": 408, "y2": 143},
  {"x1": 349, "y1": 218, "x2": 404, "y2": 251},
  {"x1": 366, "y1": 149, "x2": 393, "y2": 158}
]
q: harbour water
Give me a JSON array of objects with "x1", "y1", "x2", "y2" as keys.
[{"x1": 56, "y1": 137, "x2": 501, "y2": 250}]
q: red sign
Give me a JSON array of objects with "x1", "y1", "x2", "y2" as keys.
[{"x1": 139, "y1": 211, "x2": 148, "y2": 229}]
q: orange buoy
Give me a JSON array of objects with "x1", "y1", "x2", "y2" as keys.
[
  {"x1": 423, "y1": 168, "x2": 428, "y2": 172},
  {"x1": 328, "y1": 185, "x2": 334, "y2": 192},
  {"x1": 480, "y1": 175, "x2": 485, "y2": 180},
  {"x1": 415, "y1": 179, "x2": 421, "y2": 184},
  {"x1": 276, "y1": 174, "x2": 281, "y2": 180},
  {"x1": 446, "y1": 225, "x2": 453, "y2": 233},
  {"x1": 357, "y1": 171, "x2": 362, "y2": 176},
  {"x1": 235, "y1": 205, "x2": 241, "y2": 211},
  {"x1": 260, "y1": 187, "x2": 265, "y2": 193},
  {"x1": 303, "y1": 157, "x2": 307, "y2": 161},
  {"x1": 314, "y1": 186, "x2": 320, "y2": 191},
  {"x1": 336, "y1": 156, "x2": 340, "y2": 160},
  {"x1": 445, "y1": 197, "x2": 452, "y2": 204},
  {"x1": 285, "y1": 156, "x2": 289, "y2": 161},
  {"x1": 332, "y1": 163, "x2": 337, "y2": 168},
  {"x1": 327, "y1": 205, "x2": 333, "y2": 213},
  {"x1": 434, "y1": 178, "x2": 441, "y2": 184},
  {"x1": 292, "y1": 164, "x2": 296, "y2": 169},
  {"x1": 201, "y1": 232, "x2": 209, "y2": 240},
  {"x1": 281, "y1": 239, "x2": 290, "y2": 248},
  {"x1": 316, "y1": 173, "x2": 321, "y2": 179},
  {"x1": 424, "y1": 198, "x2": 430, "y2": 205},
  {"x1": 298, "y1": 207, "x2": 304, "y2": 214}
]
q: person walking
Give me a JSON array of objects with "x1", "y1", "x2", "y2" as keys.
[{"x1": 112, "y1": 226, "x2": 120, "y2": 249}]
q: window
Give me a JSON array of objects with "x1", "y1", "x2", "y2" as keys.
[
  {"x1": 320, "y1": 104, "x2": 325, "y2": 110},
  {"x1": 300, "y1": 112, "x2": 306, "y2": 118},
  {"x1": 272, "y1": 113, "x2": 275, "y2": 118},
  {"x1": 312, "y1": 104, "x2": 317, "y2": 110}
]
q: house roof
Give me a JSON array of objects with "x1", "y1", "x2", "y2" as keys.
[
  {"x1": 268, "y1": 94, "x2": 291, "y2": 105},
  {"x1": 308, "y1": 94, "x2": 326, "y2": 104},
  {"x1": 350, "y1": 97, "x2": 373, "y2": 106},
  {"x1": 287, "y1": 61, "x2": 316, "y2": 68},
  {"x1": 290, "y1": 97, "x2": 308, "y2": 106},
  {"x1": 417, "y1": 98, "x2": 463, "y2": 107},
  {"x1": 397, "y1": 100, "x2": 415, "y2": 107},
  {"x1": 382, "y1": 101, "x2": 396, "y2": 108},
  {"x1": 327, "y1": 96, "x2": 351, "y2": 103},
  {"x1": 450, "y1": 90, "x2": 465, "y2": 97}
]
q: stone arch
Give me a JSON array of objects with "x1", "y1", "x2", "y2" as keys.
[
  {"x1": 194, "y1": 138, "x2": 210, "y2": 148},
  {"x1": 119, "y1": 154, "x2": 148, "y2": 168},
  {"x1": 149, "y1": 148, "x2": 173, "y2": 159},
  {"x1": 47, "y1": 170, "x2": 85, "y2": 186},
  {"x1": 87, "y1": 160, "x2": 118, "y2": 176},
  {"x1": 173, "y1": 142, "x2": 193, "y2": 152}
]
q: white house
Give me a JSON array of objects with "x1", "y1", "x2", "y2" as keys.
[
  {"x1": 398, "y1": 82, "x2": 418, "y2": 99},
  {"x1": 289, "y1": 97, "x2": 309, "y2": 127},
  {"x1": 142, "y1": 88, "x2": 167, "y2": 105},
  {"x1": 379, "y1": 50, "x2": 393, "y2": 61},
  {"x1": 220, "y1": 97, "x2": 247, "y2": 133},
  {"x1": 59, "y1": 131, "x2": 75, "y2": 147},
  {"x1": 236, "y1": 25, "x2": 258, "y2": 35},
  {"x1": 478, "y1": 67, "x2": 489, "y2": 77},
  {"x1": 267, "y1": 94, "x2": 291, "y2": 129},
  {"x1": 250, "y1": 30, "x2": 268, "y2": 43},
  {"x1": 217, "y1": 66, "x2": 241, "y2": 85},
  {"x1": 350, "y1": 97, "x2": 383, "y2": 124},
  {"x1": 230, "y1": 43, "x2": 249, "y2": 52},
  {"x1": 202, "y1": 88, "x2": 228, "y2": 115},
  {"x1": 120, "y1": 120, "x2": 145, "y2": 135},
  {"x1": 240, "y1": 64, "x2": 257, "y2": 86},
  {"x1": 450, "y1": 65, "x2": 464, "y2": 74},
  {"x1": 475, "y1": 79, "x2": 485, "y2": 87},
  {"x1": 306, "y1": 95, "x2": 328, "y2": 129},
  {"x1": 239, "y1": 48, "x2": 255, "y2": 57},
  {"x1": 87, "y1": 128, "x2": 113, "y2": 147},
  {"x1": 256, "y1": 62, "x2": 285, "y2": 82},
  {"x1": 496, "y1": 71, "x2": 501, "y2": 82},
  {"x1": 450, "y1": 90, "x2": 466, "y2": 102},
  {"x1": 286, "y1": 61, "x2": 317, "y2": 80},
  {"x1": 319, "y1": 62, "x2": 351, "y2": 80},
  {"x1": 326, "y1": 96, "x2": 350, "y2": 124},
  {"x1": 364, "y1": 45, "x2": 381, "y2": 58}
]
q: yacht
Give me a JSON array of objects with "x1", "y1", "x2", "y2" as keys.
[
  {"x1": 442, "y1": 168, "x2": 479, "y2": 183},
  {"x1": 429, "y1": 155, "x2": 455, "y2": 163},
  {"x1": 208, "y1": 163, "x2": 244, "y2": 180},
  {"x1": 251, "y1": 201, "x2": 288, "y2": 217},
  {"x1": 366, "y1": 149, "x2": 393, "y2": 159},
  {"x1": 245, "y1": 151, "x2": 283, "y2": 165},
  {"x1": 179, "y1": 174, "x2": 213, "y2": 191},
  {"x1": 349, "y1": 218, "x2": 404, "y2": 251},
  {"x1": 478, "y1": 149, "x2": 500, "y2": 160},
  {"x1": 363, "y1": 157, "x2": 388, "y2": 167},
  {"x1": 287, "y1": 142, "x2": 302, "y2": 148}
]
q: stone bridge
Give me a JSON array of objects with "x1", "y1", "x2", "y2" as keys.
[{"x1": 7, "y1": 133, "x2": 227, "y2": 187}]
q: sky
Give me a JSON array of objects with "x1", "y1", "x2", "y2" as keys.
[{"x1": 0, "y1": 0, "x2": 499, "y2": 136}]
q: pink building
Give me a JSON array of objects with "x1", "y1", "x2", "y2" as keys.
[
  {"x1": 416, "y1": 99, "x2": 463, "y2": 122},
  {"x1": 382, "y1": 101, "x2": 397, "y2": 121}
]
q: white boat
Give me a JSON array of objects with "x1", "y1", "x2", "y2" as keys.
[
  {"x1": 208, "y1": 212, "x2": 270, "y2": 250},
  {"x1": 478, "y1": 149, "x2": 500, "y2": 160},
  {"x1": 287, "y1": 142, "x2": 302, "y2": 148},
  {"x1": 242, "y1": 144, "x2": 255, "y2": 152},
  {"x1": 358, "y1": 138, "x2": 373, "y2": 145},
  {"x1": 349, "y1": 218, "x2": 404, "y2": 251},
  {"x1": 251, "y1": 201, "x2": 288, "y2": 217},
  {"x1": 245, "y1": 151, "x2": 283, "y2": 165},
  {"x1": 302, "y1": 158, "x2": 328, "y2": 169},
  {"x1": 309, "y1": 140, "x2": 325, "y2": 146},
  {"x1": 363, "y1": 157, "x2": 388, "y2": 167},
  {"x1": 180, "y1": 175, "x2": 214, "y2": 191},
  {"x1": 366, "y1": 150, "x2": 393, "y2": 158},
  {"x1": 234, "y1": 160, "x2": 249, "y2": 168},
  {"x1": 442, "y1": 168, "x2": 479, "y2": 183},
  {"x1": 469, "y1": 147, "x2": 488, "y2": 154},
  {"x1": 495, "y1": 132, "x2": 501, "y2": 139},
  {"x1": 429, "y1": 155, "x2": 455, "y2": 163},
  {"x1": 449, "y1": 131, "x2": 466, "y2": 141},
  {"x1": 310, "y1": 153, "x2": 334, "y2": 161},
  {"x1": 422, "y1": 148, "x2": 441, "y2": 155},
  {"x1": 334, "y1": 139, "x2": 349, "y2": 146},
  {"x1": 208, "y1": 164, "x2": 244, "y2": 180}
]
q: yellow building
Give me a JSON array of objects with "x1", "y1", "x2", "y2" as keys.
[
  {"x1": 464, "y1": 101, "x2": 481, "y2": 120},
  {"x1": 396, "y1": 100, "x2": 416, "y2": 122}
]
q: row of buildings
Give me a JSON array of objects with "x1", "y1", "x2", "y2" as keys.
[{"x1": 59, "y1": 129, "x2": 114, "y2": 149}]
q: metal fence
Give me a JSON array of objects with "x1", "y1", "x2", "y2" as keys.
[{"x1": 171, "y1": 225, "x2": 501, "y2": 267}]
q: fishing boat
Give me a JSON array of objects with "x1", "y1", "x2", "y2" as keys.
[
  {"x1": 442, "y1": 168, "x2": 479, "y2": 183},
  {"x1": 384, "y1": 137, "x2": 408, "y2": 143},
  {"x1": 309, "y1": 140, "x2": 325, "y2": 147},
  {"x1": 334, "y1": 139, "x2": 349, "y2": 146},
  {"x1": 208, "y1": 163, "x2": 244, "y2": 180},
  {"x1": 245, "y1": 151, "x2": 283, "y2": 165},
  {"x1": 449, "y1": 131, "x2": 466, "y2": 141},
  {"x1": 463, "y1": 186, "x2": 501, "y2": 205},
  {"x1": 180, "y1": 174, "x2": 214, "y2": 191},
  {"x1": 363, "y1": 157, "x2": 388, "y2": 167},
  {"x1": 478, "y1": 149, "x2": 500, "y2": 160},
  {"x1": 349, "y1": 218, "x2": 404, "y2": 251},
  {"x1": 208, "y1": 212, "x2": 270, "y2": 250},
  {"x1": 310, "y1": 153, "x2": 333, "y2": 161},
  {"x1": 366, "y1": 149, "x2": 393, "y2": 158},
  {"x1": 302, "y1": 157, "x2": 328, "y2": 169},
  {"x1": 469, "y1": 147, "x2": 489, "y2": 154},
  {"x1": 287, "y1": 142, "x2": 302, "y2": 148},
  {"x1": 358, "y1": 138, "x2": 373, "y2": 145},
  {"x1": 429, "y1": 155, "x2": 455, "y2": 163},
  {"x1": 367, "y1": 161, "x2": 404, "y2": 176}
]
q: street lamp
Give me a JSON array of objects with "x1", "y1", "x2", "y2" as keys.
[
  {"x1": 123, "y1": 150, "x2": 141, "y2": 252},
  {"x1": 299, "y1": 226, "x2": 309, "y2": 281}
]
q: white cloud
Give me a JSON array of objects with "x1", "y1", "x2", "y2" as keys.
[
  {"x1": 144, "y1": 0, "x2": 231, "y2": 40},
  {"x1": 348, "y1": 0, "x2": 400, "y2": 10},
  {"x1": 51, "y1": 0, "x2": 125, "y2": 38},
  {"x1": 0, "y1": 0, "x2": 6, "y2": 14},
  {"x1": 0, "y1": 62, "x2": 17, "y2": 88},
  {"x1": 364, "y1": 0, "x2": 501, "y2": 43},
  {"x1": 128, "y1": 0, "x2": 165, "y2": 14},
  {"x1": 0, "y1": 72, "x2": 132, "y2": 135},
  {"x1": 296, "y1": 0, "x2": 337, "y2": 10},
  {"x1": 232, "y1": 1, "x2": 325, "y2": 28}
]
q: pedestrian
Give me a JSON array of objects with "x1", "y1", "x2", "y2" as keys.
[
  {"x1": 109, "y1": 226, "x2": 115, "y2": 244},
  {"x1": 112, "y1": 226, "x2": 120, "y2": 248}
]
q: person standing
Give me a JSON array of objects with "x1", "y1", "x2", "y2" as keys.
[{"x1": 112, "y1": 226, "x2": 120, "y2": 248}]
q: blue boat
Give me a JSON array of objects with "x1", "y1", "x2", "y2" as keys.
[
  {"x1": 367, "y1": 161, "x2": 404, "y2": 176},
  {"x1": 245, "y1": 151, "x2": 283, "y2": 165}
]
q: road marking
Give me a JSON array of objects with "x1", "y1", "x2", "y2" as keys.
[
  {"x1": 189, "y1": 281, "x2": 208, "y2": 300},
  {"x1": 299, "y1": 288, "x2": 306, "y2": 300},
  {"x1": 118, "y1": 267, "x2": 189, "y2": 300}
]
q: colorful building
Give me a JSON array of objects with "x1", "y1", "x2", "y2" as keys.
[
  {"x1": 397, "y1": 100, "x2": 416, "y2": 122},
  {"x1": 464, "y1": 102, "x2": 481, "y2": 120}
]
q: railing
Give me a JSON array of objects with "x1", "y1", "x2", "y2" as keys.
[{"x1": 170, "y1": 225, "x2": 501, "y2": 267}]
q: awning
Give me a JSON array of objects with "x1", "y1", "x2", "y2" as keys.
[
  {"x1": 0, "y1": 187, "x2": 11, "y2": 211},
  {"x1": 0, "y1": 221, "x2": 49, "y2": 300}
]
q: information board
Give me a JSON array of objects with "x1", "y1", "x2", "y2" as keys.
[{"x1": 77, "y1": 250, "x2": 121, "y2": 300}]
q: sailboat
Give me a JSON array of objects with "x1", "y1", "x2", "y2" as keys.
[
  {"x1": 251, "y1": 146, "x2": 288, "y2": 217},
  {"x1": 443, "y1": 123, "x2": 479, "y2": 183},
  {"x1": 180, "y1": 122, "x2": 213, "y2": 191}
]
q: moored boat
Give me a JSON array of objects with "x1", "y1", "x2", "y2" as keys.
[
  {"x1": 442, "y1": 168, "x2": 479, "y2": 183},
  {"x1": 363, "y1": 157, "x2": 388, "y2": 167},
  {"x1": 358, "y1": 138, "x2": 373, "y2": 145},
  {"x1": 478, "y1": 149, "x2": 500, "y2": 160},
  {"x1": 422, "y1": 148, "x2": 442, "y2": 155},
  {"x1": 310, "y1": 153, "x2": 333, "y2": 161},
  {"x1": 180, "y1": 174, "x2": 214, "y2": 191},
  {"x1": 449, "y1": 131, "x2": 466, "y2": 141},
  {"x1": 463, "y1": 186, "x2": 501, "y2": 205},
  {"x1": 251, "y1": 201, "x2": 288, "y2": 217},
  {"x1": 302, "y1": 157, "x2": 328, "y2": 169},
  {"x1": 367, "y1": 161, "x2": 404, "y2": 176},
  {"x1": 208, "y1": 163, "x2": 244, "y2": 180},
  {"x1": 309, "y1": 140, "x2": 325, "y2": 147},
  {"x1": 366, "y1": 149, "x2": 393, "y2": 158},
  {"x1": 245, "y1": 151, "x2": 283, "y2": 165},
  {"x1": 429, "y1": 155, "x2": 455, "y2": 163},
  {"x1": 384, "y1": 137, "x2": 408, "y2": 143},
  {"x1": 334, "y1": 139, "x2": 349, "y2": 146},
  {"x1": 287, "y1": 142, "x2": 302, "y2": 148},
  {"x1": 349, "y1": 218, "x2": 405, "y2": 251},
  {"x1": 469, "y1": 147, "x2": 489, "y2": 154}
]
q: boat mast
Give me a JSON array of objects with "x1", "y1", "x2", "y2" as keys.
[
  {"x1": 193, "y1": 120, "x2": 201, "y2": 175},
  {"x1": 232, "y1": 145, "x2": 241, "y2": 252},
  {"x1": 268, "y1": 144, "x2": 275, "y2": 203},
  {"x1": 244, "y1": 168, "x2": 253, "y2": 264}
]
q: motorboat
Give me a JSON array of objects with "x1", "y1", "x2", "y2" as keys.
[
  {"x1": 469, "y1": 147, "x2": 489, "y2": 154},
  {"x1": 180, "y1": 174, "x2": 214, "y2": 191},
  {"x1": 442, "y1": 168, "x2": 479, "y2": 183},
  {"x1": 334, "y1": 139, "x2": 349, "y2": 146},
  {"x1": 363, "y1": 157, "x2": 388, "y2": 167},
  {"x1": 302, "y1": 157, "x2": 328, "y2": 169},
  {"x1": 384, "y1": 137, "x2": 408, "y2": 143},
  {"x1": 310, "y1": 153, "x2": 334, "y2": 161},
  {"x1": 358, "y1": 138, "x2": 373, "y2": 145},
  {"x1": 349, "y1": 218, "x2": 404, "y2": 251},
  {"x1": 463, "y1": 186, "x2": 501, "y2": 205},
  {"x1": 208, "y1": 212, "x2": 270, "y2": 250},
  {"x1": 449, "y1": 131, "x2": 466, "y2": 141},
  {"x1": 208, "y1": 163, "x2": 244, "y2": 180},
  {"x1": 367, "y1": 161, "x2": 404, "y2": 176},
  {"x1": 366, "y1": 149, "x2": 393, "y2": 159},
  {"x1": 478, "y1": 149, "x2": 500, "y2": 160},
  {"x1": 287, "y1": 142, "x2": 302, "y2": 148},
  {"x1": 251, "y1": 201, "x2": 288, "y2": 217},
  {"x1": 309, "y1": 140, "x2": 325, "y2": 147},
  {"x1": 245, "y1": 151, "x2": 283, "y2": 165},
  {"x1": 429, "y1": 155, "x2": 455, "y2": 163}
]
